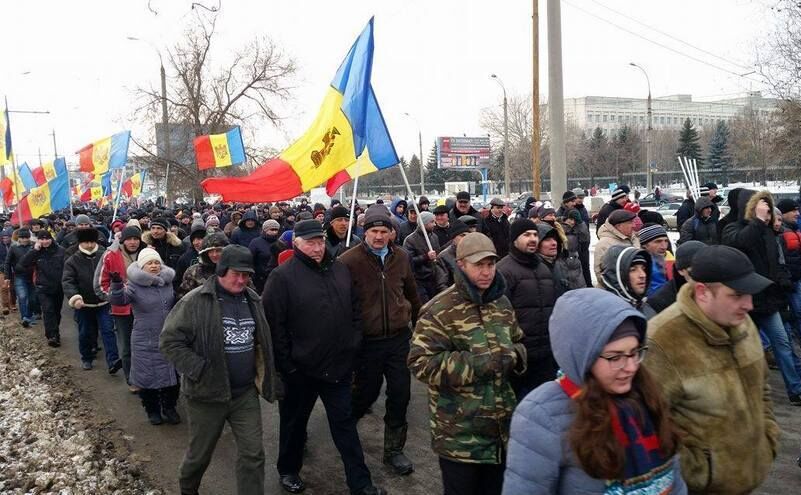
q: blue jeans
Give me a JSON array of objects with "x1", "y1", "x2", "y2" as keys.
[
  {"x1": 75, "y1": 305, "x2": 119, "y2": 367},
  {"x1": 755, "y1": 312, "x2": 801, "y2": 397},
  {"x1": 787, "y1": 280, "x2": 801, "y2": 343},
  {"x1": 13, "y1": 277, "x2": 34, "y2": 322}
]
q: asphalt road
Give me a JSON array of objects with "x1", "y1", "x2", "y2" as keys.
[{"x1": 40, "y1": 302, "x2": 801, "y2": 494}]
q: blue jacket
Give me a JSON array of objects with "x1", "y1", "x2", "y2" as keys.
[
  {"x1": 231, "y1": 210, "x2": 261, "y2": 247},
  {"x1": 503, "y1": 289, "x2": 687, "y2": 495}
]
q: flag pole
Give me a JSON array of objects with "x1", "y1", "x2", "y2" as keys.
[
  {"x1": 345, "y1": 162, "x2": 362, "y2": 248},
  {"x1": 398, "y1": 160, "x2": 433, "y2": 252},
  {"x1": 5, "y1": 97, "x2": 20, "y2": 209},
  {"x1": 112, "y1": 166, "x2": 127, "y2": 222}
]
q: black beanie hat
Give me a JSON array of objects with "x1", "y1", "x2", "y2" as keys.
[
  {"x1": 120, "y1": 226, "x2": 142, "y2": 241},
  {"x1": 448, "y1": 220, "x2": 470, "y2": 238},
  {"x1": 510, "y1": 219, "x2": 538, "y2": 242}
]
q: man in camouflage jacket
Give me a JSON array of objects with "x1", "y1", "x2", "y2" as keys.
[{"x1": 408, "y1": 232, "x2": 526, "y2": 495}]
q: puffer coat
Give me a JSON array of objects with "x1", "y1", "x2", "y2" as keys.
[{"x1": 110, "y1": 263, "x2": 177, "y2": 389}]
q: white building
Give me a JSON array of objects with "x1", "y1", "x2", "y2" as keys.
[{"x1": 564, "y1": 91, "x2": 778, "y2": 135}]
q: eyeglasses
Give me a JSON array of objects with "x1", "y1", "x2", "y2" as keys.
[{"x1": 598, "y1": 346, "x2": 648, "y2": 370}]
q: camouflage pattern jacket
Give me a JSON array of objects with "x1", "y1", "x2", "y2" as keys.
[{"x1": 409, "y1": 267, "x2": 527, "y2": 464}]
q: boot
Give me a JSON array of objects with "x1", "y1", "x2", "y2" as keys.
[
  {"x1": 383, "y1": 424, "x2": 414, "y2": 475},
  {"x1": 140, "y1": 389, "x2": 163, "y2": 425}
]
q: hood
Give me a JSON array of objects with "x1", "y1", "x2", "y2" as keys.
[
  {"x1": 238, "y1": 210, "x2": 259, "y2": 229},
  {"x1": 549, "y1": 288, "x2": 647, "y2": 386},
  {"x1": 141, "y1": 231, "x2": 182, "y2": 247},
  {"x1": 735, "y1": 189, "x2": 757, "y2": 221},
  {"x1": 199, "y1": 232, "x2": 229, "y2": 265},
  {"x1": 601, "y1": 245, "x2": 652, "y2": 306},
  {"x1": 743, "y1": 190, "x2": 775, "y2": 225},
  {"x1": 126, "y1": 262, "x2": 175, "y2": 286},
  {"x1": 694, "y1": 196, "x2": 714, "y2": 214},
  {"x1": 535, "y1": 223, "x2": 563, "y2": 254},
  {"x1": 390, "y1": 198, "x2": 408, "y2": 217},
  {"x1": 723, "y1": 188, "x2": 744, "y2": 220}
]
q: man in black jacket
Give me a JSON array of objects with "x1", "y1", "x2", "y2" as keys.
[
  {"x1": 403, "y1": 211, "x2": 441, "y2": 303},
  {"x1": 448, "y1": 191, "x2": 483, "y2": 231},
  {"x1": 6, "y1": 228, "x2": 35, "y2": 327},
  {"x1": 248, "y1": 219, "x2": 280, "y2": 294},
  {"x1": 778, "y1": 199, "x2": 801, "y2": 342},
  {"x1": 0, "y1": 228, "x2": 12, "y2": 314},
  {"x1": 19, "y1": 230, "x2": 65, "y2": 346},
  {"x1": 595, "y1": 187, "x2": 628, "y2": 231},
  {"x1": 325, "y1": 205, "x2": 360, "y2": 258},
  {"x1": 482, "y1": 198, "x2": 511, "y2": 259},
  {"x1": 496, "y1": 219, "x2": 562, "y2": 400},
  {"x1": 340, "y1": 209, "x2": 421, "y2": 476},
  {"x1": 264, "y1": 220, "x2": 385, "y2": 495},
  {"x1": 142, "y1": 217, "x2": 184, "y2": 269}
]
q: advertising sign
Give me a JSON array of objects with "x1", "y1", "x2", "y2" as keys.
[{"x1": 437, "y1": 136, "x2": 491, "y2": 170}]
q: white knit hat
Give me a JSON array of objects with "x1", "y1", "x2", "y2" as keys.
[{"x1": 137, "y1": 247, "x2": 162, "y2": 268}]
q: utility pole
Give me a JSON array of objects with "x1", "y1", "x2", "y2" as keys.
[
  {"x1": 5, "y1": 96, "x2": 50, "y2": 206},
  {"x1": 547, "y1": 0, "x2": 567, "y2": 197},
  {"x1": 490, "y1": 74, "x2": 510, "y2": 198},
  {"x1": 630, "y1": 63, "x2": 653, "y2": 191},
  {"x1": 418, "y1": 128, "x2": 424, "y2": 195},
  {"x1": 160, "y1": 63, "x2": 171, "y2": 206},
  {"x1": 532, "y1": 0, "x2": 541, "y2": 198}
]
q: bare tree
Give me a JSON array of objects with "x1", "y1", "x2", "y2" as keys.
[{"x1": 131, "y1": 10, "x2": 296, "y2": 199}]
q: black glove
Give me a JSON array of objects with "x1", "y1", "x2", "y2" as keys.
[{"x1": 109, "y1": 272, "x2": 123, "y2": 283}]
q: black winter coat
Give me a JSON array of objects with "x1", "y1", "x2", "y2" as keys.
[
  {"x1": 249, "y1": 233, "x2": 279, "y2": 293},
  {"x1": 142, "y1": 231, "x2": 185, "y2": 269},
  {"x1": 676, "y1": 198, "x2": 695, "y2": 229},
  {"x1": 496, "y1": 246, "x2": 561, "y2": 363},
  {"x1": 482, "y1": 214, "x2": 510, "y2": 259},
  {"x1": 62, "y1": 246, "x2": 107, "y2": 305},
  {"x1": 398, "y1": 220, "x2": 416, "y2": 245},
  {"x1": 780, "y1": 221, "x2": 801, "y2": 282},
  {"x1": 263, "y1": 249, "x2": 361, "y2": 383},
  {"x1": 19, "y1": 244, "x2": 65, "y2": 294},
  {"x1": 403, "y1": 228, "x2": 441, "y2": 282},
  {"x1": 5, "y1": 243, "x2": 32, "y2": 280},
  {"x1": 595, "y1": 201, "x2": 624, "y2": 232}
]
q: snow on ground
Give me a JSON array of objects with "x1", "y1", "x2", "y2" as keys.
[{"x1": 0, "y1": 319, "x2": 163, "y2": 494}]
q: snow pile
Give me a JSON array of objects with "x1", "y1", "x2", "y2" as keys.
[{"x1": 0, "y1": 322, "x2": 162, "y2": 494}]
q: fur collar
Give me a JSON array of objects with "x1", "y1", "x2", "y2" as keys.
[{"x1": 126, "y1": 262, "x2": 175, "y2": 286}]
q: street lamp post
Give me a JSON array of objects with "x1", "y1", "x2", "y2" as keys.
[
  {"x1": 402, "y1": 112, "x2": 425, "y2": 195},
  {"x1": 127, "y1": 36, "x2": 171, "y2": 205},
  {"x1": 629, "y1": 62, "x2": 653, "y2": 192},
  {"x1": 491, "y1": 74, "x2": 510, "y2": 198}
]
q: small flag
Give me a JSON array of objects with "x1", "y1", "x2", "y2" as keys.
[
  {"x1": 77, "y1": 131, "x2": 130, "y2": 175},
  {"x1": 201, "y1": 18, "x2": 399, "y2": 202},
  {"x1": 11, "y1": 172, "x2": 70, "y2": 224},
  {"x1": 193, "y1": 127, "x2": 246, "y2": 170},
  {"x1": 31, "y1": 157, "x2": 67, "y2": 185},
  {"x1": 121, "y1": 171, "x2": 145, "y2": 198},
  {"x1": 0, "y1": 108, "x2": 11, "y2": 166}
]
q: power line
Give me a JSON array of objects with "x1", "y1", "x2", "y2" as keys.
[
  {"x1": 587, "y1": 0, "x2": 753, "y2": 72},
  {"x1": 562, "y1": 0, "x2": 764, "y2": 85}
]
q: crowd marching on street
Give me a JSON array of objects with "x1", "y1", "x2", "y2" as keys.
[{"x1": 3, "y1": 183, "x2": 801, "y2": 495}]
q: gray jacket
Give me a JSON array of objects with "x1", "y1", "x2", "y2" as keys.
[
  {"x1": 159, "y1": 275, "x2": 282, "y2": 403},
  {"x1": 503, "y1": 289, "x2": 687, "y2": 494},
  {"x1": 110, "y1": 264, "x2": 177, "y2": 389}
]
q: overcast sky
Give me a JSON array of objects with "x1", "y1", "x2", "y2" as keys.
[{"x1": 1, "y1": 0, "x2": 776, "y2": 169}]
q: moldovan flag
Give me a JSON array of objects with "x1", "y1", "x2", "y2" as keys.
[
  {"x1": 18, "y1": 162, "x2": 37, "y2": 191},
  {"x1": 121, "y1": 171, "x2": 145, "y2": 198},
  {"x1": 77, "y1": 131, "x2": 130, "y2": 175},
  {"x1": 194, "y1": 127, "x2": 246, "y2": 170},
  {"x1": 201, "y1": 18, "x2": 399, "y2": 202},
  {"x1": 0, "y1": 108, "x2": 11, "y2": 166},
  {"x1": 11, "y1": 172, "x2": 70, "y2": 224},
  {"x1": 31, "y1": 157, "x2": 67, "y2": 185}
]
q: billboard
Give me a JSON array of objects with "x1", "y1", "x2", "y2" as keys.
[{"x1": 437, "y1": 136, "x2": 491, "y2": 170}]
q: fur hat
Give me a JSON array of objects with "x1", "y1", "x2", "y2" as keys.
[{"x1": 76, "y1": 227, "x2": 99, "y2": 244}]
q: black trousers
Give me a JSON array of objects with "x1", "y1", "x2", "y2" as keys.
[
  {"x1": 439, "y1": 457, "x2": 504, "y2": 495},
  {"x1": 139, "y1": 385, "x2": 179, "y2": 414},
  {"x1": 277, "y1": 372, "x2": 371, "y2": 492},
  {"x1": 38, "y1": 290, "x2": 63, "y2": 341},
  {"x1": 351, "y1": 331, "x2": 411, "y2": 429},
  {"x1": 579, "y1": 241, "x2": 592, "y2": 288}
]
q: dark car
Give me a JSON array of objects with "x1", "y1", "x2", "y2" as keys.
[{"x1": 638, "y1": 191, "x2": 684, "y2": 207}]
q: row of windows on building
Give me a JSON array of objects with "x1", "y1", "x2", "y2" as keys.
[{"x1": 585, "y1": 113, "x2": 735, "y2": 127}]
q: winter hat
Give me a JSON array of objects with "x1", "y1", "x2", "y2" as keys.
[
  {"x1": 608, "y1": 318, "x2": 642, "y2": 344},
  {"x1": 126, "y1": 218, "x2": 142, "y2": 230},
  {"x1": 418, "y1": 196, "x2": 430, "y2": 207},
  {"x1": 205, "y1": 215, "x2": 220, "y2": 227},
  {"x1": 121, "y1": 226, "x2": 142, "y2": 241},
  {"x1": 562, "y1": 190, "x2": 577, "y2": 203},
  {"x1": 433, "y1": 205, "x2": 449, "y2": 215},
  {"x1": 510, "y1": 219, "x2": 538, "y2": 242},
  {"x1": 0, "y1": 227, "x2": 13, "y2": 238},
  {"x1": 456, "y1": 191, "x2": 471, "y2": 201},
  {"x1": 418, "y1": 211, "x2": 435, "y2": 227},
  {"x1": 702, "y1": 182, "x2": 718, "y2": 191},
  {"x1": 777, "y1": 198, "x2": 799, "y2": 214},
  {"x1": 36, "y1": 229, "x2": 53, "y2": 240},
  {"x1": 528, "y1": 207, "x2": 540, "y2": 219},
  {"x1": 76, "y1": 227, "x2": 98, "y2": 243},
  {"x1": 263, "y1": 219, "x2": 281, "y2": 231},
  {"x1": 624, "y1": 202, "x2": 641, "y2": 214},
  {"x1": 631, "y1": 251, "x2": 649, "y2": 266},
  {"x1": 538, "y1": 206, "x2": 556, "y2": 219},
  {"x1": 74, "y1": 214, "x2": 92, "y2": 226},
  {"x1": 572, "y1": 187, "x2": 586, "y2": 198},
  {"x1": 150, "y1": 217, "x2": 169, "y2": 230},
  {"x1": 566, "y1": 209, "x2": 582, "y2": 224},
  {"x1": 16, "y1": 228, "x2": 31, "y2": 238},
  {"x1": 675, "y1": 240, "x2": 705, "y2": 271},
  {"x1": 330, "y1": 205, "x2": 351, "y2": 220},
  {"x1": 608, "y1": 209, "x2": 637, "y2": 226},
  {"x1": 215, "y1": 245, "x2": 255, "y2": 276},
  {"x1": 699, "y1": 186, "x2": 710, "y2": 197},
  {"x1": 297, "y1": 211, "x2": 314, "y2": 221},
  {"x1": 610, "y1": 188, "x2": 627, "y2": 202},
  {"x1": 279, "y1": 230, "x2": 294, "y2": 244},
  {"x1": 637, "y1": 224, "x2": 668, "y2": 245},
  {"x1": 448, "y1": 219, "x2": 470, "y2": 238},
  {"x1": 136, "y1": 247, "x2": 162, "y2": 268}
]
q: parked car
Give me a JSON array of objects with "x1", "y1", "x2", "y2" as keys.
[
  {"x1": 638, "y1": 191, "x2": 684, "y2": 207},
  {"x1": 656, "y1": 202, "x2": 683, "y2": 230}
]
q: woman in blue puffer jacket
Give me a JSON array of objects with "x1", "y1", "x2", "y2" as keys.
[{"x1": 503, "y1": 288, "x2": 687, "y2": 494}]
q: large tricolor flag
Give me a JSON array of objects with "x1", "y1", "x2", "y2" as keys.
[
  {"x1": 201, "y1": 18, "x2": 399, "y2": 201},
  {"x1": 11, "y1": 172, "x2": 70, "y2": 224},
  {"x1": 77, "y1": 131, "x2": 130, "y2": 175},
  {"x1": 194, "y1": 127, "x2": 246, "y2": 170},
  {"x1": 18, "y1": 162, "x2": 38, "y2": 191},
  {"x1": 31, "y1": 157, "x2": 67, "y2": 185},
  {"x1": 0, "y1": 108, "x2": 11, "y2": 166}
]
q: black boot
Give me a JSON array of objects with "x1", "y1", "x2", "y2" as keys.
[
  {"x1": 383, "y1": 424, "x2": 413, "y2": 475},
  {"x1": 140, "y1": 389, "x2": 162, "y2": 425}
]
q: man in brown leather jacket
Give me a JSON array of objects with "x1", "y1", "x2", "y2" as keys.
[{"x1": 340, "y1": 207, "x2": 422, "y2": 476}]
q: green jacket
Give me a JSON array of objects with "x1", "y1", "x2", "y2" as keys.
[
  {"x1": 646, "y1": 283, "x2": 779, "y2": 494},
  {"x1": 409, "y1": 267, "x2": 526, "y2": 464},
  {"x1": 160, "y1": 276, "x2": 283, "y2": 403}
]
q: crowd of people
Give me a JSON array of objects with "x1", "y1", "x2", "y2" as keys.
[{"x1": 0, "y1": 184, "x2": 798, "y2": 494}]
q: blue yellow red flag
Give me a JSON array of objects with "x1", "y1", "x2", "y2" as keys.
[
  {"x1": 77, "y1": 131, "x2": 130, "y2": 175},
  {"x1": 0, "y1": 108, "x2": 11, "y2": 166},
  {"x1": 193, "y1": 127, "x2": 246, "y2": 170},
  {"x1": 11, "y1": 172, "x2": 70, "y2": 224}
]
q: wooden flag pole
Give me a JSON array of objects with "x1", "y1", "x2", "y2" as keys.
[
  {"x1": 398, "y1": 160, "x2": 433, "y2": 252},
  {"x1": 345, "y1": 162, "x2": 362, "y2": 248},
  {"x1": 112, "y1": 166, "x2": 127, "y2": 223}
]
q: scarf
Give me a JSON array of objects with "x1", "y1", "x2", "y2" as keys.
[
  {"x1": 369, "y1": 245, "x2": 389, "y2": 264},
  {"x1": 78, "y1": 244, "x2": 99, "y2": 255}
]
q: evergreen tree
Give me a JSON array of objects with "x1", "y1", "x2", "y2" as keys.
[
  {"x1": 677, "y1": 118, "x2": 704, "y2": 165},
  {"x1": 707, "y1": 121, "x2": 731, "y2": 170}
]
